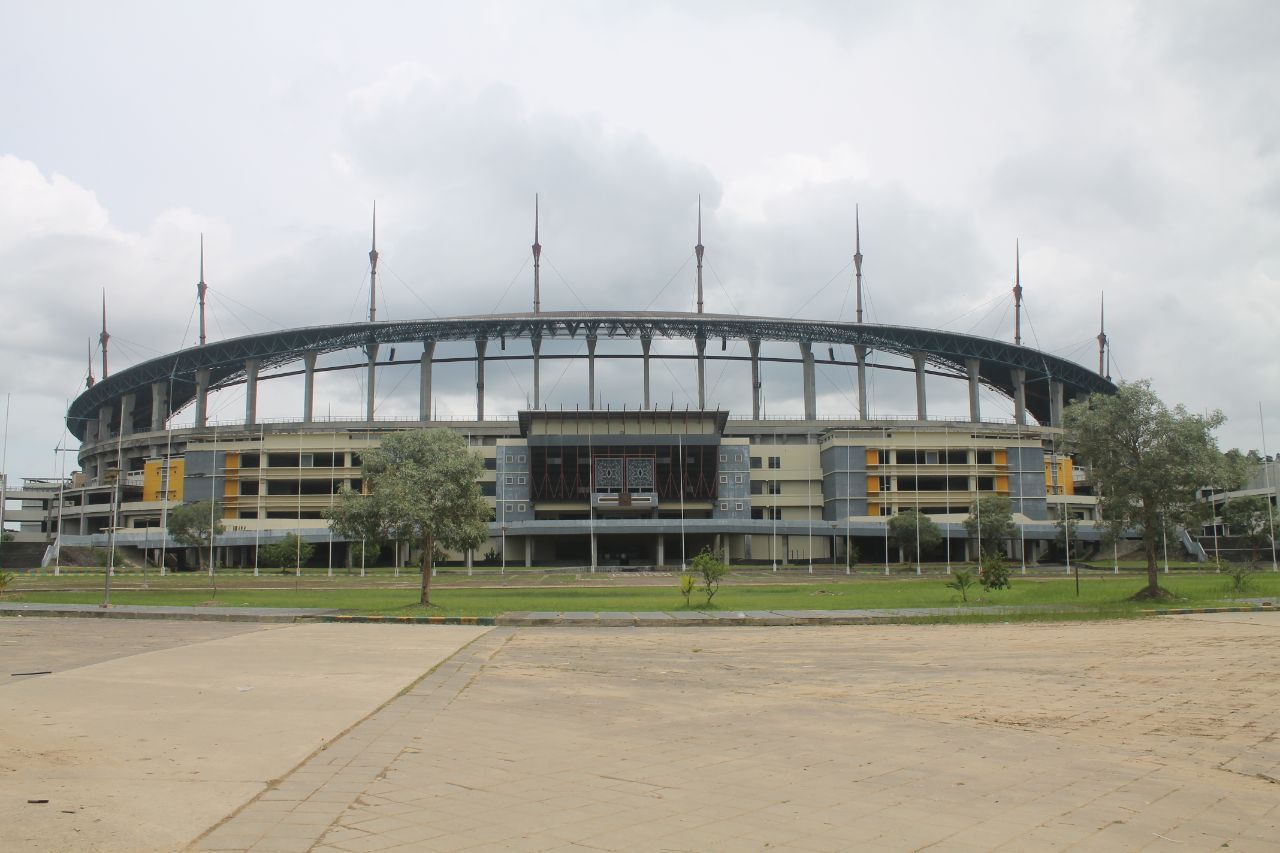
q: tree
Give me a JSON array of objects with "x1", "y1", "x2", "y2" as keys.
[
  {"x1": 1222, "y1": 496, "x2": 1273, "y2": 564},
  {"x1": 1055, "y1": 514, "x2": 1080, "y2": 558},
  {"x1": 168, "y1": 500, "x2": 224, "y2": 571},
  {"x1": 260, "y1": 533, "x2": 315, "y2": 572},
  {"x1": 964, "y1": 495, "x2": 1014, "y2": 559},
  {"x1": 1064, "y1": 380, "x2": 1232, "y2": 600},
  {"x1": 328, "y1": 429, "x2": 489, "y2": 606},
  {"x1": 690, "y1": 547, "x2": 729, "y2": 605},
  {"x1": 888, "y1": 509, "x2": 941, "y2": 563}
]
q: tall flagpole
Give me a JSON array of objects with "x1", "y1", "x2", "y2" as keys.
[{"x1": 1261, "y1": 403, "x2": 1278, "y2": 571}]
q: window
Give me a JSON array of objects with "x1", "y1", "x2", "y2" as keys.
[
  {"x1": 480, "y1": 482, "x2": 496, "y2": 496},
  {"x1": 719, "y1": 501, "x2": 728, "y2": 511},
  {"x1": 751, "y1": 507, "x2": 766, "y2": 519},
  {"x1": 976, "y1": 450, "x2": 994, "y2": 465},
  {"x1": 750, "y1": 456, "x2": 762, "y2": 469},
  {"x1": 735, "y1": 502, "x2": 743, "y2": 511},
  {"x1": 719, "y1": 475, "x2": 728, "y2": 484},
  {"x1": 518, "y1": 454, "x2": 526, "y2": 463},
  {"x1": 750, "y1": 481, "x2": 765, "y2": 495},
  {"x1": 518, "y1": 476, "x2": 526, "y2": 485},
  {"x1": 517, "y1": 504, "x2": 526, "y2": 512},
  {"x1": 300, "y1": 453, "x2": 314, "y2": 467},
  {"x1": 769, "y1": 481, "x2": 782, "y2": 495},
  {"x1": 879, "y1": 476, "x2": 892, "y2": 492},
  {"x1": 484, "y1": 457, "x2": 497, "y2": 470},
  {"x1": 768, "y1": 456, "x2": 781, "y2": 469},
  {"x1": 878, "y1": 449, "x2": 891, "y2": 465},
  {"x1": 505, "y1": 476, "x2": 514, "y2": 485},
  {"x1": 720, "y1": 454, "x2": 727, "y2": 463},
  {"x1": 507, "y1": 455, "x2": 514, "y2": 463},
  {"x1": 734, "y1": 474, "x2": 743, "y2": 484}
]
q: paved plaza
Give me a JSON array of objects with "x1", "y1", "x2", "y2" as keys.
[{"x1": 2, "y1": 614, "x2": 1278, "y2": 851}]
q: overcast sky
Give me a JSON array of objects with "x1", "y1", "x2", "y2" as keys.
[{"x1": 1, "y1": 1, "x2": 1277, "y2": 487}]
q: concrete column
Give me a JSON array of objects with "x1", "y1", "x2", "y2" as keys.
[
  {"x1": 695, "y1": 332, "x2": 707, "y2": 409},
  {"x1": 244, "y1": 359, "x2": 259, "y2": 426},
  {"x1": 966, "y1": 357, "x2": 982, "y2": 423},
  {"x1": 98, "y1": 404, "x2": 114, "y2": 441},
  {"x1": 475, "y1": 338, "x2": 487, "y2": 421},
  {"x1": 194, "y1": 368, "x2": 211, "y2": 428},
  {"x1": 590, "y1": 516, "x2": 598, "y2": 572},
  {"x1": 749, "y1": 337, "x2": 762, "y2": 419},
  {"x1": 365, "y1": 344, "x2": 379, "y2": 422},
  {"x1": 800, "y1": 341, "x2": 816, "y2": 420},
  {"x1": 856, "y1": 345, "x2": 869, "y2": 420},
  {"x1": 656, "y1": 534, "x2": 665, "y2": 567},
  {"x1": 586, "y1": 333, "x2": 598, "y2": 408},
  {"x1": 1049, "y1": 379, "x2": 1065, "y2": 428},
  {"x1": 640, "y1": 334, "x2": 652, "y2": 409},
  {"x1": 1011, "y1": 367, "x2": 1027, "y2": 425},
  {"x1": 85, "y1": 418, "x2": 99, "y2": 445},
  {"x1": 119, "y1": 393, "x2": 136, "y2": 437},
  {"x1": 912, "y1": 351, "x2": 928, "y2": 420},
  {"x1": 150, "y1": 382, "x2": 168, "y2": 432},
  {"x1": 419, "y1": 341, "x2": 435, "y2": 421},
  {"x1": 302, "y1": 351, "x2": 317, "y2": 423},
  {"x1": 530, "y1": 334, "x2": 541, "y2": 409},
  {"x1": 525, "y1": 536, "x2": 533, "y2": 567}
]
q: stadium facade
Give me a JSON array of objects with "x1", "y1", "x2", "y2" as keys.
[{"x1": 5, "y1": 212, "x2": 1134, "y2": 571}]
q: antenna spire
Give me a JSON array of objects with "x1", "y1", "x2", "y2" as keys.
[
  {"x1": 368, "y1": 202, "x2": 379, "y2": 323},
  {"x1": 197, "y1": 234, "x2": 208, "y2": 347},
  {"x1": 86, "y1": 339, "x2": 95, "y2": 389},
  {"x1": 532, "y1": 194, "x2": 542, "y2": 314},
  {"x1": 854, "y1": 204, "x2": 864, "y2": 323},
  {"x1": 1097, "y1": 292, "x2": 1110, "y2": 379},
  {"x1": 1012, "y1": 240, "x2": 1023, "y2": 346},
  {"x1": 99, "y1": 290, "x2": 110, "y2": 378},
  {"x1": 695, "y1": 195, "x2": 705, "y2": 314}
]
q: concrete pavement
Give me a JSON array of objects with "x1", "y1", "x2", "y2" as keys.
[
  {"x1": 0, "y1": 619, "x2": 488, "y2": 852},
  {"x1": 5, "y1": 613, "x2": 1279, "y2": 851}
]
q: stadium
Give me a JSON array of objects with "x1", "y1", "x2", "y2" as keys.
[{"x1": 9, "y1": 210, "x2": 1124, "y2": 572}]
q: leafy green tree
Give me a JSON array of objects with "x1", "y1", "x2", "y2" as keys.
[
  {"x1": 888, "y1": 509, "x2": 941, "y2": 563},
  {"x1": 1064, "y1": 380, "x2": 1232, "y2": 599},
  {"x1": 328, "y1": 430, "x2": 489, "y2": 605},
  {"x1": 689, "y1": 547, "x2": 729, "y2": 605},
  {"x1": 1222, "y1": 496, "x2": 1273, "y2": 563},
  {"x1": 1055, "y1": 514, "x2": 1079, "y2": 558},
  {"x1": 259, "y1": 533, "x2": 315, "y2": 572},
  {"x1": 964, "y1": 495, "x2": 1014, "y2": 559},
  {"x1": 168, "y1": 500, "x2": 224, "y2": 571}
]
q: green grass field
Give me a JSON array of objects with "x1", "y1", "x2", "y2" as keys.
[{"x1": 4, "y1": 569, "x2": 1276, "y2": 619}]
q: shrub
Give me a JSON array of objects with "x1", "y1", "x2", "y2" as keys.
[
  {"x1": 979, "y1": 554, "x2": 1011, "y2": 591},
  {"x1": 678, "y1": 573, "x2": 696, "y2": 607},
  {"x1": 945, "y1": 570, "x2": 976, "y2": 602},
  {"x1": 259, "y1": 533, "x2": 315, "y2": 571},
  {"x1": 1226, "y1": 562, "x2": 1255, "y2": 594},
  {"x1": 0, "y1": 570, "x2": 13, "y2": 596},
  {"x1": 690, "y1": 547, "x2": 730, "y2": 605}
]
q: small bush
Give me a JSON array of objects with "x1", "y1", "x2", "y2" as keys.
[
  {"x1": 979, "y1": 554, "x2": 1011, "y2": 591},
  {"x1": 678, "y1": 573, "x2": 696, "y2": 607},
  {"x1": 259, "y1": 533, "x2": 315, "y2": 570},
  {"x1": 945, "y1": 570, "x2": 976, "y2": 602},
  {"x1": 0, "y1": 570, "x2": 13, "y2": 596},
  {"x1": 1226, "y1": 562, "x2": 1256, "y2": 594},
  {"x1": 690, "y1": 547, "x2": 730, "y2": 605}
]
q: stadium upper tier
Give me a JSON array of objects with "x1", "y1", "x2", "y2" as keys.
[{"x1": 67, "y1": 311, "x2": 1114, "y2": 440}]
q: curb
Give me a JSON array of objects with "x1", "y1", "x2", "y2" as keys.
[
  {"x1": 1153, "y1": 604, "x2": 1275, "y2": 615},
  {"x1": 317, "y1": 615, "x2": 497, "y2": 626}
]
